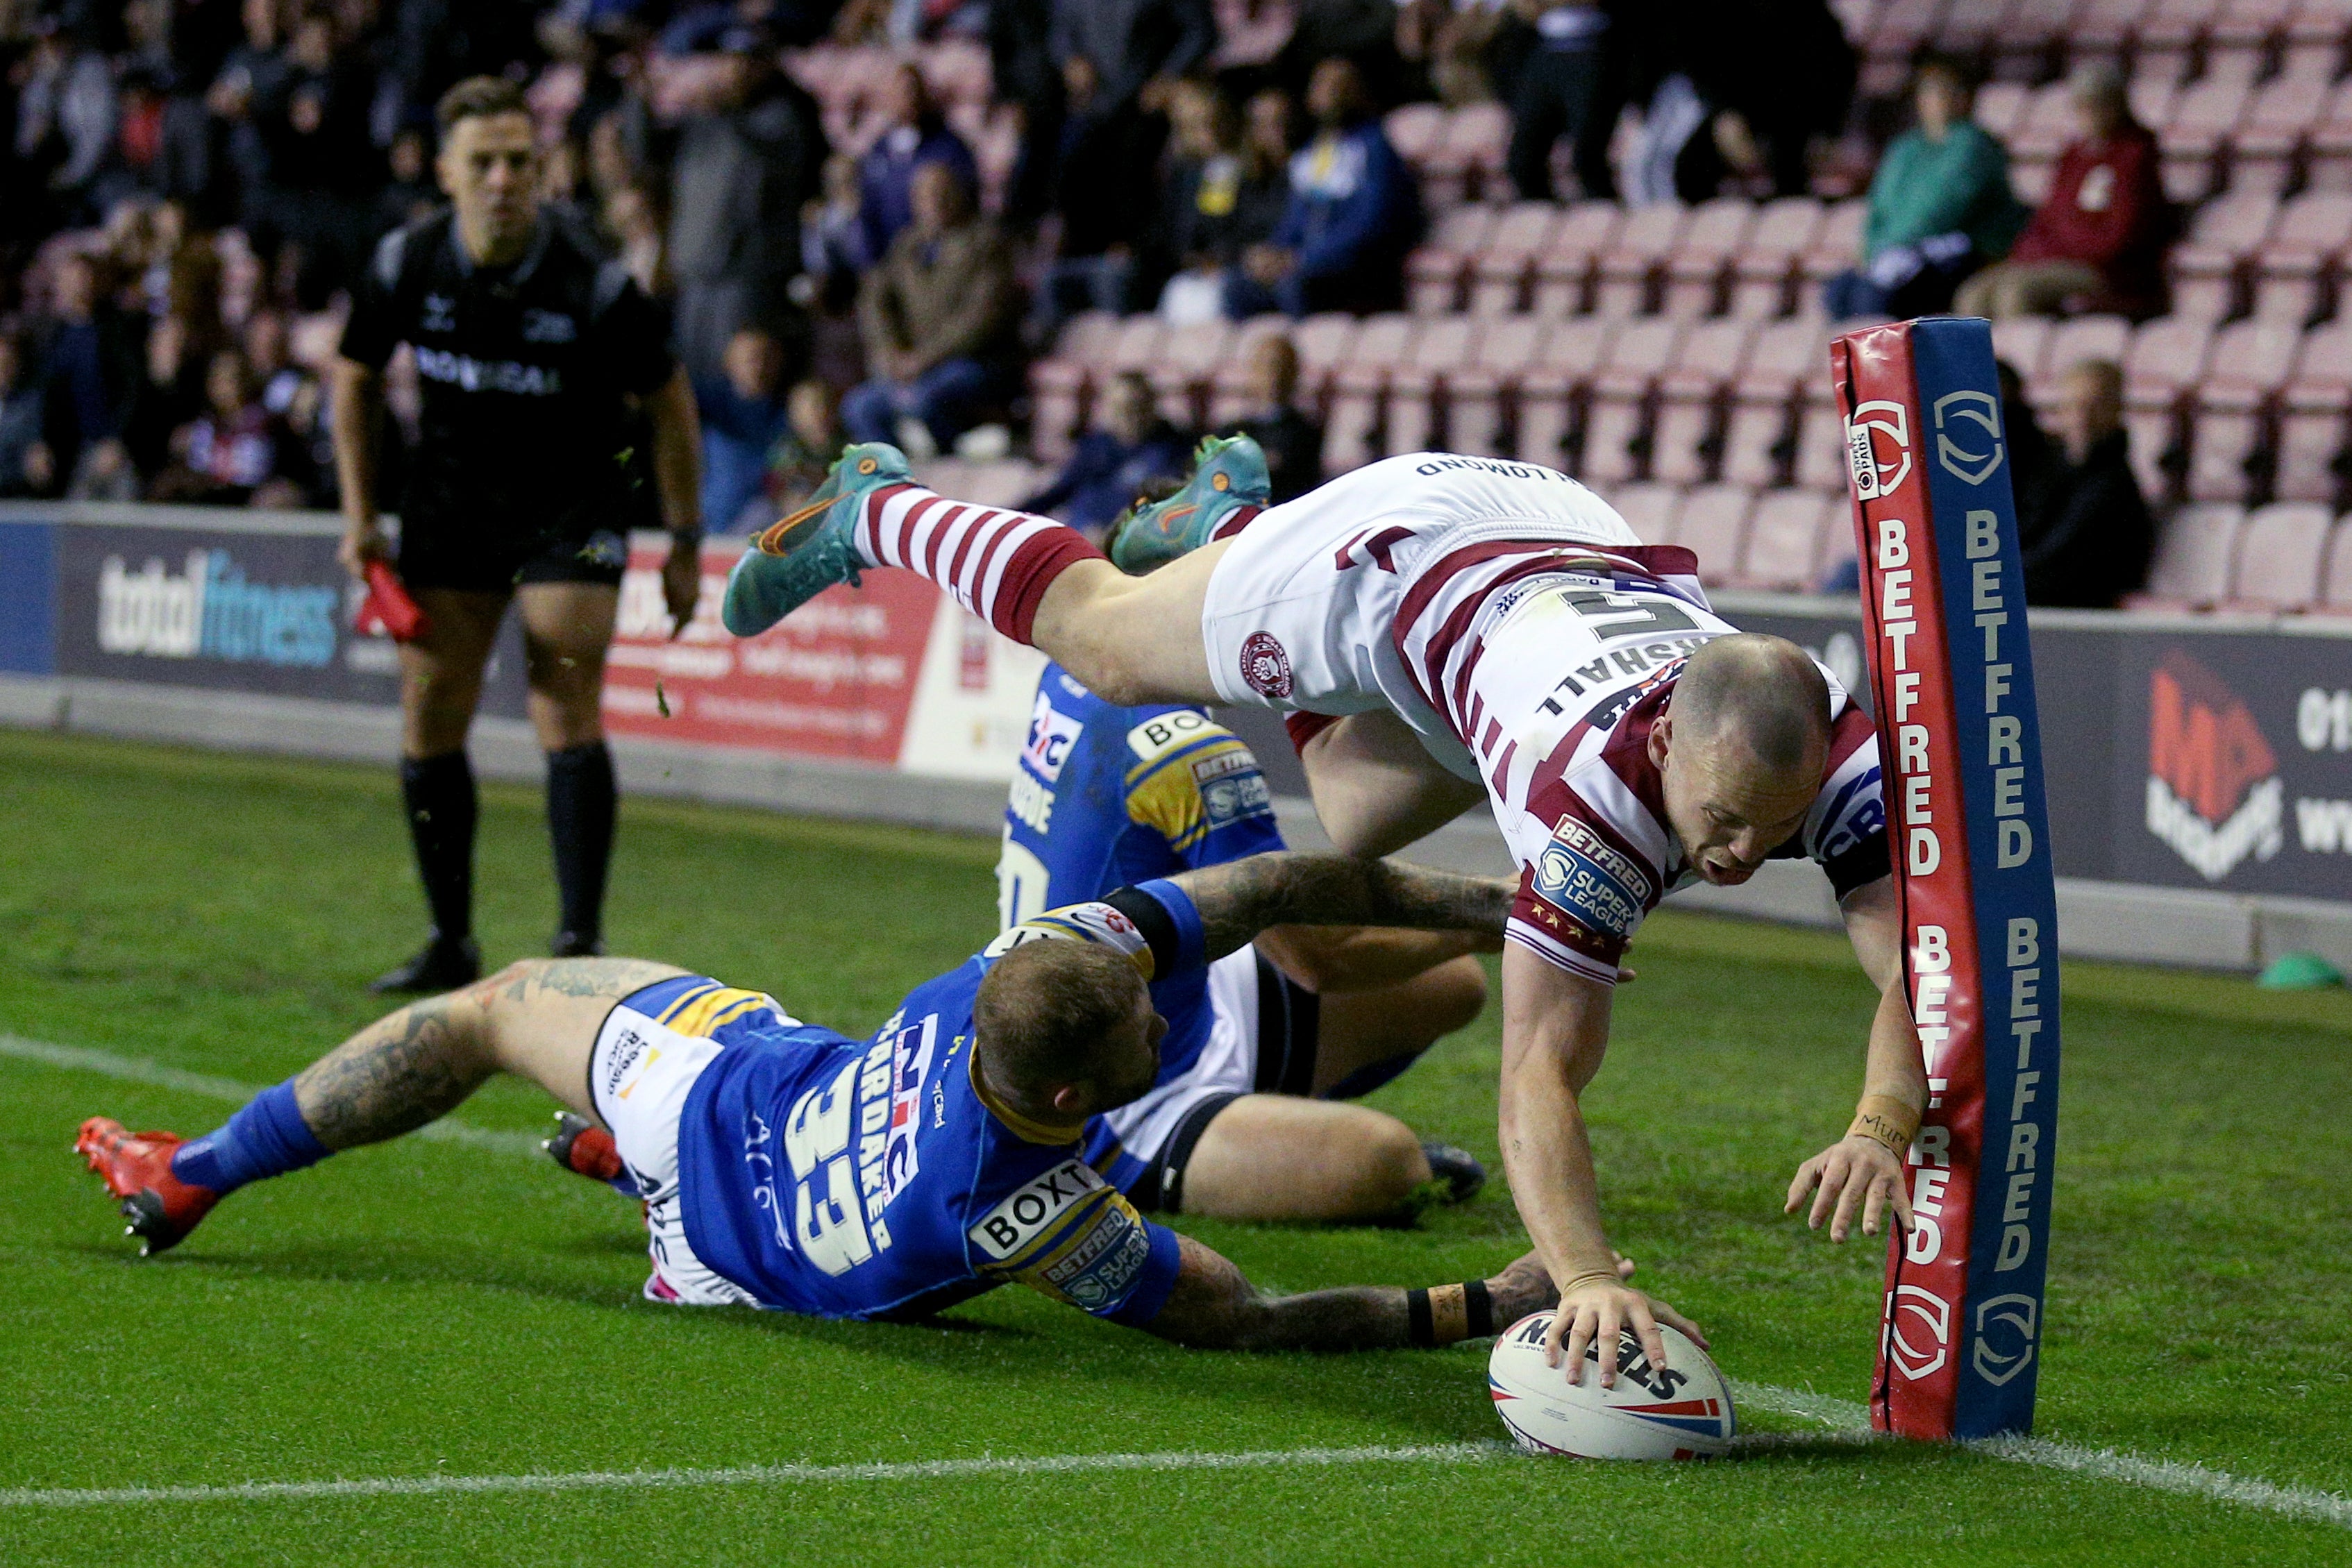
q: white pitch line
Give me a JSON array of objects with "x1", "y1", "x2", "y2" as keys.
[
  {"x1": 0, "y1": 1443, "x2": 1506, "y2": 1510},
  {"x1": 1, "y1": 1032, "x2": 541, "y2": 1156},
  {"x1": 1732, "y1": 1381, "x2": 2352, "y2": 1530},
  {"x1": 10, "y1": 1031, "x2": 2351, "y2": 1531}
]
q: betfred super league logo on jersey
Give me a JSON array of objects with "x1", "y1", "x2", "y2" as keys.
[{"x1": 2144, "y1": 650, "x2": 2283, "y2": 881}]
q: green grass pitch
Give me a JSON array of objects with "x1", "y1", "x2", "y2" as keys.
[{"x1": 1, "y1": 727, "x2": 2347, "y2": 1565}]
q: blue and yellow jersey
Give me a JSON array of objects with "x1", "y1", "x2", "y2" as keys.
[
  {"x1": 998, "y1": 663, "x2": 1284, "y2": 1111},
  {"x1": 669, "y1": 884, "x2": 1202, "y2": 1326}
]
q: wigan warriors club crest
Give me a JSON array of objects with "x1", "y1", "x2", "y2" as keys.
[{"x1": 1239, "y1": 632, "x2": 1293, "y2": 699}]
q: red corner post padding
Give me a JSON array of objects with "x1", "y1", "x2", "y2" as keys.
[{"x1": 1832, "y1": 318, "x2": 2063, "y2": 1442}]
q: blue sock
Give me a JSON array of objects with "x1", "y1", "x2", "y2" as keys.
[{"x1": 169, "y1": 1081, "x2": 331, "y2": 1195}]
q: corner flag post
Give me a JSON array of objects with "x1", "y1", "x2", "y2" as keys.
[{"x1": 1831, "y1": 317, "x2": 2063, "y2": 1441}]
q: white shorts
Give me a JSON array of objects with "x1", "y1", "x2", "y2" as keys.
[
  {"x1": 1099, "y1": 947, "x2": 1319, "y2": 1206},
  {"x1": 1199, "y1": 453, "x2": 1640, "y2": 777},
  {"x1": 589, "y1": 993, "x2": 768, "y2": 1308}
]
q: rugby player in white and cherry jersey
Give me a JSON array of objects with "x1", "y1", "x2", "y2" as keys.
[{"x1": 722, "y1": 437, "x2": 1930, "y2": 1388}]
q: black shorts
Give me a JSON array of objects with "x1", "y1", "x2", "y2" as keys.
[
  {"x1": 396, "y1": 517, "x2": 630, "y2": 594},
  {"x1": 1133, "y1": 952, "x2": 1321, "y2": 1214}
]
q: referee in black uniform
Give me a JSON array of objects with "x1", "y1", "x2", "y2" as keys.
[{"x1": 330, "y1": 77, "x2": 703, "y2": 993}]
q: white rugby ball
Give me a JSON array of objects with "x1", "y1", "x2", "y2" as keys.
[{"x1": 1487, "y1": 1311, "x2": 1735, "y2": 1459}]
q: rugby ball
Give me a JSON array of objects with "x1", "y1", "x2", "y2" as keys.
[{"x1": 1487, "y1": 1311, "x2": 1735, "y2": 1459}]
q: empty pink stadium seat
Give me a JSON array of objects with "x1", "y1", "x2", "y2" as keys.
[
  {"x1": 2124, "y1": 317, "x2": 2215, "y2": 398},
  {"x1": 1406, "y1": 205, "x2": 1500, "y2": 315},
  {"x1": 1154, "y1": 320, "x2": 1236, "y2": 427},
  {"x1": 2228, "y1": 501, "x2": 2335, "y2": 609},
  {"x1": 1663, "y1": 199, "x2": 1758, "y2": 319},
  {"x1": 2133, "y1": 503, "x2": 2246, "y2": 607},
  {"x1": 1973, "y1": 81, "x2": 2033, "y2": 142},
  {"x1": 1388, "y1": 317, "x2": 1481, "y2": 453},
  {"x1": 1518, "y1": 318, "x2": 1618, "y2": 469},
  {"x1": 1324, "y1": 315, "x2": 1416, "y2": 473},
  {"x1": 1741, "y1": 314, "x2": 1836, "y2": 396},
  {"x1": 2183, "y1": 319, "x2": 2301, "y2": 501},
  {"x1": 1460, "y1": 202, "x2": 1556, "y2": 317},
  {"x1": 1731, "y1": 199, "x2": 1827, "y2": 318},
  {"x1": 2276, "y1": 319, "x2": 2352, "y2": 504},
  {"x1": 1446, "y1": 318, "x2": 1547, "y2": 457},
  {"x1": 1526, "y1": 203, "x2": 1624, "y2": 319},
  {"x1": 1793, "y1": 391, "x2": 1853, "y2": 495},
  {"x1": 2233, "y1": 71, "x2": 2334, "y2": 194},
  {"x1": 2008, "y1": 82, "x2": 2083, "y2": 174},
  {"x1": 1385, "y1": 102, "x2": 1449, "y2": 184},
  {"x1": 2035, "y1": 316, "x2": 2133, "y2": 399},
  {"x1": 2167, "y1": 192, "x2": 2277, "y2": 321},
  {"x1": 1652, "y1": 320, "x2": 1758, "y2": 484},
  {"x1": 1583, "y1": 320, "x2": 1688, "y2": 484},
  {"x1": 2161, "y1": 76, "x2": 2250, "y2": 203},
  {"x1": 1990, "y1": 316, "x2": 2055, "y2": 382},
  {"x1": 1674, "y1": 485, "x2": 1756, "y2": 586},
  {"x1": 1740, "y1": 490, "x2": 1839, "y2": 590},
  {"x1": 2320, "y1": 519, "x2": 2352, "y2": 612},
  {"x1": 2253, "y1": 192, "x2": 2352, "y2": 321},
  {"x1": 1798, "y1": 202, "x2": 1868, "y2": 297},
  {"x1": 1595, "y1": 205, "x2": 1690, "y2": 317},
  {"x1": 1609, "y1": 481, "x2": 1683, "y2": 544},
  {"x1": 2309, "y1": 81, "x2": 2352, "y2": 192}
]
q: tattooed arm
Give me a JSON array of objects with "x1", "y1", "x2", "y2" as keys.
[
  {"x1": 1164, "y1": 851, "x2": 1515, "y2": 963},
  {"x1": 1143, "y1": 1236, "x2": 1559, "y2": 1351}
]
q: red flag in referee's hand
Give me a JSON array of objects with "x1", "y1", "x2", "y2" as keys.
[{"x1": 354, "y1": 559, "x2": 430, "y2": 643}]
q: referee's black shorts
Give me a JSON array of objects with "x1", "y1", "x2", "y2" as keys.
[{"x1": 396, "y1": 519, "x2": 630, "y2": 595}]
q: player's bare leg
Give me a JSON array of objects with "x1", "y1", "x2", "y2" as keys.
[
  {"x1": 516, "y1": 582, "x2": 619, "y2": 750},
  {"x1": 1298, "y1": 712, "x2": 1489, "y2": 858},
  {"x1": 1024, "y1": 541, "x2": 1230, "y2": 706},
  {"x1": 397, "y1": 588, "x2": 510, "y2": 755},
  {"x1": 1312, "y1": 955, "x2": 1490, "y2": 1095},
  {"x1": 1179, "y1": 1097, "x2": 1433, "y2": 1222}
]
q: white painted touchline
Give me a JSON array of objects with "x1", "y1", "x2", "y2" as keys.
[
  {"x1": 11, "y1": 1030, "x2": 2351, "y2": 1531},
  {"x1": 0, "y1": 1444, "x2": 1507, "y2": 1509},
  {"x1": 2, "y1": 1032, "x2": 540, "y2": 1155}
]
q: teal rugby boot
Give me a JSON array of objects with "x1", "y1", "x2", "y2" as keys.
[
  {"x1": 1108, "y1": 433, "x2": 1270, "y2": 573},
  {"x1": 722, "y1": 442, "x2": 913, "y2": 636}
]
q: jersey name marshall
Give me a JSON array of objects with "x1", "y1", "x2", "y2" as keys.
[{"x1": 1389, "y1": 537, "x2": 1887, "y2": 986}]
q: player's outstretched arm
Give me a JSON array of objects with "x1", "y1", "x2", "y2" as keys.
[
  {"x1": 1785, "y1": 875, "x2": 1926, "y2": 1242},
  {"x1": 1497, "y1": 945, "x2": 1706, "y2": 1387},
  {"x1": 1140, "y1": 1236, "x2": 1559, "y2": 1352},
  {"x1": 1166, "y1": 850, "x2": 1514, "y2": 963}
]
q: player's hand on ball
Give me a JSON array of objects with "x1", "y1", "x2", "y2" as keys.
[
  {"x1": 1785, "y1": 1134, "x2": 1915, "y2": 1242},
  {"x1": 1543, "y1": 1274, "x2": 1706, "y2": 1388},
  {"x1": 662, "y1": 534, "x2": 702, "y2": 639}
]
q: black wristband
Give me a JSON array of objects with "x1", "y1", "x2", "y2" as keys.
[
  {"x1": 1464, "y1": 1277, "x2": 1493, "y2": 1340},
  {"x1": 1406, "y1": 1288, "x2": 1435, "y2": 1348}
]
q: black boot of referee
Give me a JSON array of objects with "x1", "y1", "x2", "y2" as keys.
[
  {"x1": 375, "y1": 752, "x2": 484, "y2": 993},
  {"x1": 370, "y1": 933, "x2": 482, "y2": 995}
]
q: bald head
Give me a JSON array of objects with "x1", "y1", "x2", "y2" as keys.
[
  {"x1": 1652, "y1": 634, "x2": 1832, "y2": 886},
  {"x1": 1672, "y1": 634, "x2": 1831, "y2": 775}
]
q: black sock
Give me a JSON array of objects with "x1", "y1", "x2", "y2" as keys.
[
  {"x1": 545, "y1": 740, "x2": 616, "y2": 943},
  {"x1": 401, "y1": 751, "x2": 476, "y2": 943}
]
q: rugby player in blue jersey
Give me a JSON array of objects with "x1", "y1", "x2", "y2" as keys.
[
  {"x1": 1002, "y1": 660, "x2": 1494, "y2": 1225},
  {"x1": 76, "y1": 854, "x2": 1565, "y2": 1349}
]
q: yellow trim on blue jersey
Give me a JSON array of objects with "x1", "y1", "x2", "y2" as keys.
[
  {"x1": 974, "y1": 1183, "x2": 1120, "y2": 1275},
  {"x1": 657, "y1": 986, "x2": 775, "y2": 1038},
  {"x1": 1124, "y1": 731, "x2": 1263, "y2": 854},
  {"x1": 967, "y1": 1049, "x2": 1089, "y2": 1147}
]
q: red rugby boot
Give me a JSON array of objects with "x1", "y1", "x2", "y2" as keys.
[{"x1": 74, "y1": 1118, "x2": 219, "y2": 1256}]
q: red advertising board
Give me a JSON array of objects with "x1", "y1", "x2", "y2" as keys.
[{"x1": 600, "y1": 541, "x2": 941, "y2": 763}]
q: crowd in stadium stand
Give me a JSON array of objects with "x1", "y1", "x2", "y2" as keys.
[{"x1": 3, "y1": 0, "x2": 2350, "y2": 610}]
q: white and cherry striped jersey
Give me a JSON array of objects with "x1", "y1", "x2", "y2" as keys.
[{"x1": 1199, "y1": 454, "x2": 1890, "y2": 986}]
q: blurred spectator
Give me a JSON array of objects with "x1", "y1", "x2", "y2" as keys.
[
  {"x1": 1823, "y1": 57, "x2": 2025, "y2": 319},
  {"x1": 38, "y1": 251, "x2": 141, "y2": 498},
  {"x1": 1029, "y1": 51, "x2": 1159, "y2": 344},
  {"x1": 149, "y1": 346, "x2": 303, "y2": 505},
  {"x1": 1506, "y1": 1, "x2": 1626, "y2": 203},
  {"x1": 604, "y1": 183, "x2": 672, "y2": 300},
  {"x1": 1149, "y1": 78, "x2": 1286, "y2": 326},
  {"x1": 1229, "y1": 58, "x2": 1421, "y2": 318},
  {"x1": 1954, "y1": 62, "x2": 2172, "y2": 321},
  {"x1": 762, "y1": 377, "x2": 846, "y2": 513},
  {"x1": 0, "y1": 332, "x2": 53, "y2": 497},
  {"x1": 1396, "y1": 0, "x2": 1516, "y2": 108},
  {"x1": 667, "y1": 26, "x2": 825, "y2": 381},
  {"x1": 857, "y1": 63, "x2": 978, "y2": 266},
  {"x1": 1017, "y1": 369, "x2": 1190, "y2": 537},
  {"x1": 846, "y1": 161, "x2": 1020, "y2": 455},
  {"x1": 2019, "y1": 358, "x2": 2155, "y2": 607},
  {"x1": 1232, "y1": 332, "x2": 1322, "y2": 503},
  {"x1": 376, "y1": 127, "x2": 442, "y2": 239},
  {"x1": 15, "y1": 20, "x2": 120, "y2": 230},
  {"x1": 1274, "y1": 0, "x2": 1408, "y2": 108},
  {"x1": 697, "y1": 326, "x2": 795, "y2": 534},
  {"x1": 1049, "y1": 0, "x2": 1215, "y2": 118},
  {"x1": 1631, "y1": 0, "x2": 1855, "y2": 203},
  {"x1": 986, "y1": 0, "x2": 1063, "y2": 226},
  {"x1": 795, "y1": 153, "x2": 870, "y2": 388},
  {"x1": 250, "y1": 10, "x2": 378, "y2": 302},
  {"x1": 122, "y1": 310, "x2": 210, "y2": 479}
]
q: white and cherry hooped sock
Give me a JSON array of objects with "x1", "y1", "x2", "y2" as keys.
[{"x1": 852, "y1": 484, "x2": 1107, "y2": 643}]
